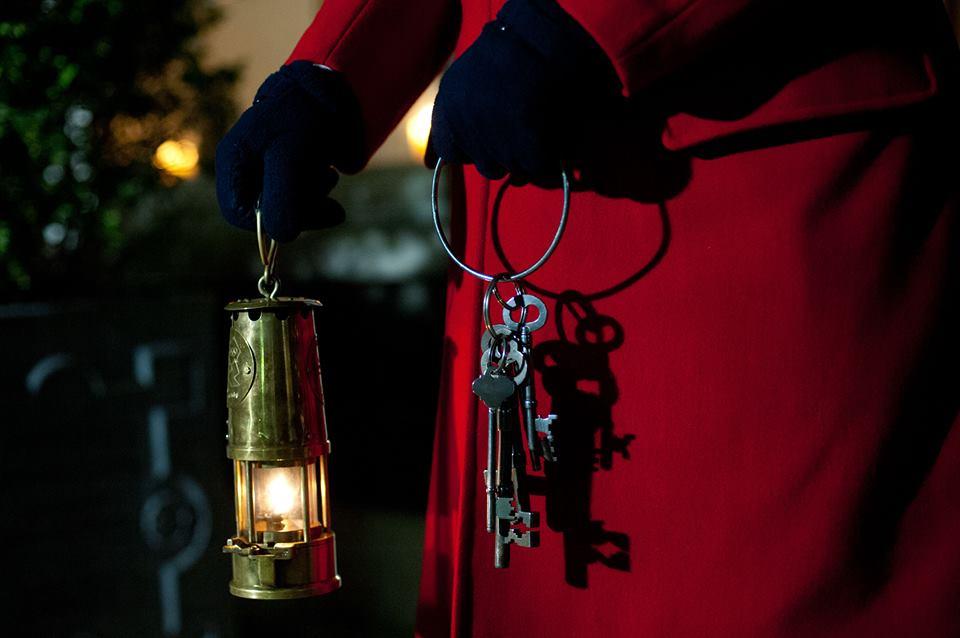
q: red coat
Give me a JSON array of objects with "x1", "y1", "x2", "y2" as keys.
[{"x1": 289, "y1": 2, "x2": 960, "y2": 636}]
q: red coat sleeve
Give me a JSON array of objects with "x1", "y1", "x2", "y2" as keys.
[
  {"x1": 555, "y1": 0, "x2": 761, "y2": 95},
  {"x1": 287, "y1": 0, "x2": 459, "y2": 167}
]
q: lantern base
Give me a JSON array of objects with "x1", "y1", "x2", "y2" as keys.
[
  {"x1": 225, "y1": 531, "x2": 341, "y2": 600},
  {"x1": 228, "y1": 577, "x2": 342, "y2": 600}
]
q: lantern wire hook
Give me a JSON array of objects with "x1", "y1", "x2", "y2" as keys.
[{"x1": 255, "y1": 206, "x2": 280, "y2": 299}]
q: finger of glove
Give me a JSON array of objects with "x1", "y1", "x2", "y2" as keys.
[
  {"x1": 506, "y1": 166, "x2": 563, "y2": 189},
  {"x1": 481, "y1": 64, "x2": 561, "y2": 181},
  {"x1": 442, "y1": 114, "x2": 511, "y2": 181},
  {"x1": 427, "y1": 100, "x2": 469, "y2": 167},
  {"x1": 505, "y1": 140, "x2": 561, "y2": 186},
  {"x1": 215, "y1": 121, "x2": 262, "y2": 231},
  {"x1": 517, "y1": 122, "x2": 562, "y2": 175},
  {"x1": 473, "y1": 157, "x2": 508, "y2": 181},
  {"x1": 299, "y1": 196, "x2": 346, "y2": 230},
  {"x1": 444, "y1": 100, "x2": 508, "y2": 180},
  {"x1": 424, "y1": 135, "x2": 439, "y2": 170},
  {"x1": 455, "y1": 114, "x2": 510, "y2": 180},
  {"x1": 429, "y1": 124, "x2": 505, "y2": 179},
  {"x1": 260, "y1": 137, "x2": 338, "y2": 242},
  {"x1": 424, "y1": 133, "x2": 458, "y2": 171},
  {"x1": 513, "y1": 140, "x2": 564, "y2": 188},
  {"x1": 297, "y1": 165, "x2": 344, "y2": 230}
]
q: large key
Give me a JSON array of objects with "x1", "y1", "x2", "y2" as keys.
[
  {"x1": 494, "y1": 394, "x2": 519, "y2": 568},
  {"x1": 473, "y1": 367, "x2": 516, "y2": 532},
  {"x1": 494, "y1": 397, "x2": 540, "y2": 568},
  {"x1": 473, "y1": 330, "x2": 526, "y2": 534},
  {"x1": 503, "y1": 294, "x2": 557, "y2": 468}
]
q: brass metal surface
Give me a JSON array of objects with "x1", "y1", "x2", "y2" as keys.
[
  {"x1": 226, "y1": 297, "x2": 329, "y2": 461},
  {"x1": 225, "y1": 532, "x2": 341, "y2": 600},
  {"x1": 225, "y1": 297, "x2": 322, "y2": 313},
  {"x1": 224, "y1": 295, "x2": 340, "y2": 599}
]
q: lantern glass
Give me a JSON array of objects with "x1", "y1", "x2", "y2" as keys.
[
  {"x1": 233, "y1": 460, "x2": 249, "y2": 538},
  {"x1": 253, "y1": 464, "x2": 305, "y2": 537},
  {"x1": 233, "y1": 460, "x2": 326, "y2": 545},
  {"x1": 307, "y1": 460, "x2": 326, "y2": 529}
]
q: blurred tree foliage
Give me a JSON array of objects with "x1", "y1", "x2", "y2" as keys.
[{"x1": 0, "y1": 0, "x2": 237, "y2": 293}]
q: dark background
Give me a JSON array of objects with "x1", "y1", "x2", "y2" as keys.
[
  {"x1": 2, "y1": 168, "x2": 448, "y2": 638},
  {"x1": 1, "y1": 2, "x2": 447, "y2": 635},
  {"x1": 2, "y1": 2, "x2": 958, "y2": 637}
]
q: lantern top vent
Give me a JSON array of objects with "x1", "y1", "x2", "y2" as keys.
[{"x1": 225, "y1": 297, "x2": 322, "y2": 313}]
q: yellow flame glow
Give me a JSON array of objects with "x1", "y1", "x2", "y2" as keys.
[
  {"x1": 153, "y1": 138, "x2": 199, "y2": 178},
  {"x1": 264, "y1": 474, "x2": 297, "y2": 516}
]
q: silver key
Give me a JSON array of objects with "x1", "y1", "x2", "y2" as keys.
[
  {"x1": 502, "y1": 293, "x2": 548, "y2": 331},
  {"x1": 472, "y1": 369, "x2": 516, "y2": 409},
  {"x1": 514, "y1": 321, "x2": 558, "y2": 469},
  {"x1": 473, "y1": 369, "x2": 516, "y2": 533},
  {"x1": 480, "y1": 346, "x2": 528, "y2": 387}
]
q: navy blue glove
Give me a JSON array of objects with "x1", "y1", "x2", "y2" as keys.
[
  {"x1": 216, "y1": 61, "x2": 364, "y2": 242},
  {"x1": 427, "y1": 0, "x2": 621, "y2": 184}
]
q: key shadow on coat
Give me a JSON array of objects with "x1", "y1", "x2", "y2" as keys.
[
  {"x1": 533, "y1": 293, "x2": 634, "y2": 588},
  {"x1": 489, "y1": 164, "x2": 673, "y2": 587}
]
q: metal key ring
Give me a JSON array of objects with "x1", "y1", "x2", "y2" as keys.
[
  {"x1": 482, "y1": 275, "x2": 516, "y2": 340},
  {"x1": 489, "y1": 274, "x2": 528, "y2": 325},
  {"x1": 432, "y1": 157, "x2": 570, "y2": 282}
]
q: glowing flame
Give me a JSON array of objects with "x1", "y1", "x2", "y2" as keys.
[
  {"x1": 153, "y1": 138, "x2": 199, "y2": 178},
  {"x1": 264, "y1": 474, "x2": 297, "y2": 516}
]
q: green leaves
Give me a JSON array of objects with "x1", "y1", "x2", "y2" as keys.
[
  {"x1": 56, "y1": 63, "x2": 79, "y2": 91},
  {"x1": 0, "y1": 22, "x2": 28, "y2": 39},
  {"x1": 0, "y1": 0, "x2": 237, "y2": 293}
]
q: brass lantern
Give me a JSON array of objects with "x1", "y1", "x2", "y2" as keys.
[{"x1": 222, "y1": 225, "x2": 340, "y2": 599}]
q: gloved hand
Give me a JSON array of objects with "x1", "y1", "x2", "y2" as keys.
[
  {"x1": 216, "y1": 61, "x2": 364, "y2": 242},
  {"x1": 427, "y1": 0, "x2": 621, "y2": 184}
]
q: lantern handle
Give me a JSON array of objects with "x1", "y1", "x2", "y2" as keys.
[{"x1": 255, "y1": 205, "x2": 280, "y2": 299}]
